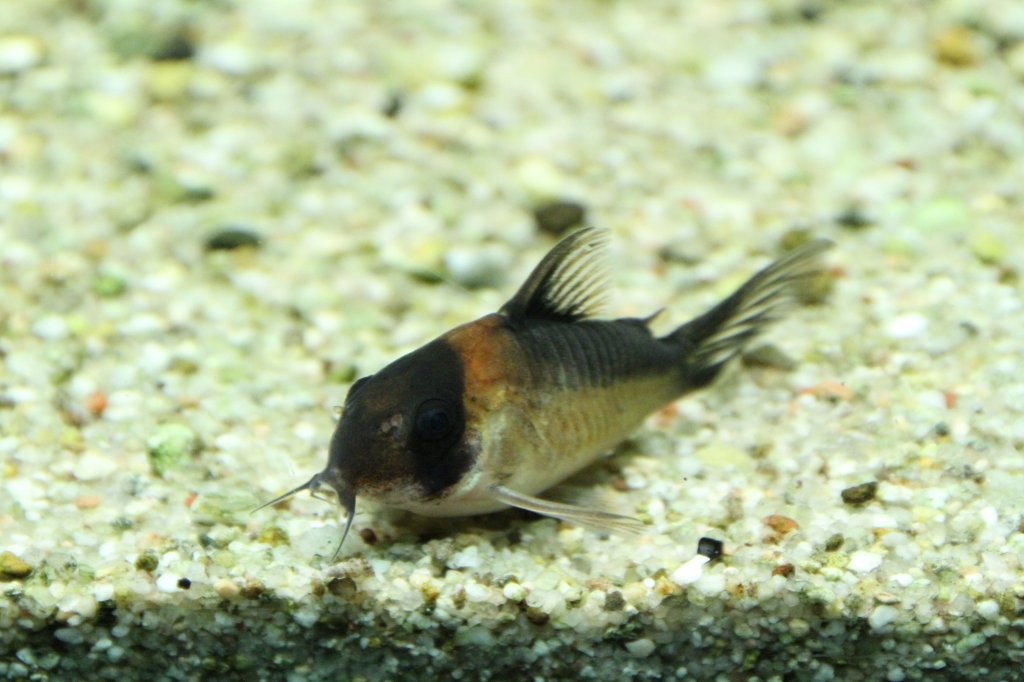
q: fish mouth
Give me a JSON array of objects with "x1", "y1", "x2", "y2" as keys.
[{"x1": 254, "y1": 469, "x2": 357, "y2": 559}]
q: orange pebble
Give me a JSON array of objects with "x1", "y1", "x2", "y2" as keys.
[
  {"x1": 75, "y1": 495, "x2": 101, "y2": 509},
  {"x1": 85, "y1": 391, "x2": 108, "y2": 417}
]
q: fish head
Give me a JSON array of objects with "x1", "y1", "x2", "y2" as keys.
[{"x1": 322, "y1": 337, "x2": 474, "y2": 512}]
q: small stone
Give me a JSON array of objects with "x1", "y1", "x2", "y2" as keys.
[
  {"x1": 669, "y1": 555, "x2": 709, "y2": 586},
  {"x1": 91, "y1": 270, "x2": 128, "y2": 296},
  {"x1": 75, "y1": 495, "x2": 101, "y2": 510},
  {"x1": 976, "y1": 599, "x2": 999, "y2": 620},
  {"x1": 110, "y1": 23, "x2": 195, "y2": 62},
  {"x1": 794, "y1": 269, "x2": 834, "y2": 305},
  {"x1": 84, "y1": 391, "x2": 108, "y2": 417},
  {"x1": 841, "y1": 481, "x2": 879, "y2": 505},
  {"x1": 444, "y1": 244, "x2": 510, "y2": 289},
  {"x1": 134, "y1": 550, "x2": 159, "y2": 572},
  {"x1": 625, "y1": 638, "x2": 655, "y2": 658},
  {"x1": 772, "y1": 563, "x2": 795, "y2": 578},
  {"x1": 695, "y1": 444, "x2": 753, "y2": 470},
  {"x1": 0, "y1": 551, "x2": 33, "y2": 579},
  {"x1": 824, "y1": 533, "x2": 844, "y2": 551},
  {"x1": 696, "y1": 537, "x2": 723, "y2": 560},
  {"x1": 0, "y1": 35, "x2": 46, "y2": 74},
  {"x1": 848, "y1": 550, "x2": 883, "y2": 573},
  {"x1": 514, "y1": 157, "x2": 567, "y2": 200},
  {"x1": 778, "y1": 228, "x2": 813, "y2": 252},
  {"x1": 502, "y1": 582, "x2": 526, "y2": 602},
  {"x1": 214, "y1": 578, "x2": 240, "y2": 599},
  {"x1": 146, "y1": 423, "x2": 201, "y2": 476},
  {"x1": 533, "y1": 200, "x2": 587, "y2": 236},
  {"x1": 885, "y1": 313, "x2": 927, "y2": 339},
  {"x1": 967, "y1": 228, "x2": 1005, "y2": 264},
  {"x1": 358, "y1": 527, "x2": 378, "y2": 545},
  {"x1": 835, "y1": 206, "x2": 873, "y2": 230},
  {"x1": 156, "y1": 573, "x2": 182, "y2": 593},
  {"x1": 32, "y1": 314, "x2": 68, "y2": 340},
  {"x1": 932, "y1": 26, "x2": 980, "y2": 67},
  {"x1": 205, "y1": 227, "x2": 262, "y2": 251},
  {"x1": 742, "y1": 344, "x2": 797, "y2": 371},
  {"x1": 75, "y1": 451, "x2": 119, "y2": 481},
  {"x1": 603, "y1": 590, "x2": 625, "y2": 611},
  {"x1": 257, "y1": 526, "x2": 289, "y2": 547},
  {"x1": 763, "y1": 514, "x2": 800, "y2": 535},
  {"x1": 868, "y1": 604, "x2": 900, "y2": 630}
]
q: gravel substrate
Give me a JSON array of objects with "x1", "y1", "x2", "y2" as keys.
[{"x1": 2, "y1": 1, "x2": 1023, "y2": 680}]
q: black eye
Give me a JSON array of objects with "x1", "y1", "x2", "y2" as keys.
[{"x1": 414, "y1": 399, "x2": 454, "y2": 441}]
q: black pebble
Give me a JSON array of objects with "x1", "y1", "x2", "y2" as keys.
[
  {"x1": 382, "y1": 91, "x2": 404, "y2": 118},
  {"x1": 696, "y1": 537, "x2": 724, "y2": 561},
  {"x1": 840, "y1": 481, "x2": 878, "y2": 505},
  {"x1": 177, "y1": 577, "x2": 192, "y2": 590},
  {"x1": 151, "y1": 30, "x2": 196, "y2": 62},
  {"x1": 835, "y1": 207, "x2": 873, "y2": 230},
  {"x1": 205, "y1": 227, "x2": 263, "y2": 251},
  {"x1": 533, "y1": 200, "x2": 587, "y2": 236}
]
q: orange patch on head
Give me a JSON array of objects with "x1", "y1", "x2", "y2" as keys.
[{"x1": 443, "y1": 314, "x2": 520, "y2": 405}]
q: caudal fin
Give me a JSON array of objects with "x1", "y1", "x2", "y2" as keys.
[{"x1": 664, "y1": 239, "x2": 832, "y2": 390}]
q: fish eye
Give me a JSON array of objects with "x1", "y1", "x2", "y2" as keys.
[{"x1": 414, "y1": 399, "x2": 454, "y2": 441}]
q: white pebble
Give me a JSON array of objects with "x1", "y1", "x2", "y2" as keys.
[
  {"x1": 669, "y1": 555, "x2": 709, "y2": 586},
  {"x1": 0, "y1": 35, "x2": 45, "y2": 74},
  {"x1": 31, "y1": 315, "x2": 68, "y2": 340},
  {"x1": 625, "y1": 638, "x2": 656, "y2": 658},
  {"x1": 868, "y1": 604, "x2": 900, "y2": 630},
  {"x1": 155, "y1": 573, "x2": 182, "y2": 593},
  {"x1": 502, "y1": 582, "x2": 526, "y2": 602},
  {"x1": 848, "y1": 550, "x2": 883, "y2": 573},
  {"x1": 293, "y1": 607, "x2": 319, "y2": 628},
  {"x1": 885, "y1": 313, "x2": 927, "y2": 339},
  {"x1": 93, "y1": 583, "x2": 114, "y2": 602},
  {"x1": 74, "y1": 451, "x2": 119, "y2": 482},
  {"x1": 979, "y1": 506, "x2": 998, "y2": 526},
  {"x1": 976, "y1": 599, "x2": 1000, "y2": 620}
]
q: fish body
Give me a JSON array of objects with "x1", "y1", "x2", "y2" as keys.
[{"x1": 260, "y1": 229, "x2": 831, "y2": 546}]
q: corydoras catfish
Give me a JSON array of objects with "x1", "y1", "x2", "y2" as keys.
[{"x1": 258, "y1": 229, "x2": 831, "y2": 553}]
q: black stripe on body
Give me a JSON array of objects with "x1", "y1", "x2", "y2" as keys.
[{"x1": 514, "y1": 318, "x2": 679, "y2": 391}]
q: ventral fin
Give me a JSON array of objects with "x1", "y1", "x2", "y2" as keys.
[
  {"x1": 490, "y1": 484, "x2": 645, "y2": 536},
  {"x1": 499, "y1": 228, "x2": 610, "y2": 323}
]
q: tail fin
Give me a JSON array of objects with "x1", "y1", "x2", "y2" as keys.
[{"x1": 663, "y1": 239, "x2": 832, "y2": 390}]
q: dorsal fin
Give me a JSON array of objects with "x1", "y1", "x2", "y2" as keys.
[{"x1": 499, "y1": 228, "x2": 610, "y2": 323}]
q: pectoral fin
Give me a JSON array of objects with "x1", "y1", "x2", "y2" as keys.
[{"x1": 490, "y1": 484, "x2": 645, "y2": 536}]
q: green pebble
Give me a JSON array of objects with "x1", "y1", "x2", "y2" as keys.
[
  {"x1": 795, "y1": 269, "x2": 834, "y2": 305},
  {"x1": 968, "y1": 228, "x2": 1005, "y2": 264},
  {"x1": 134, "y1": 550, "x2": 159, "y2": 572},
  {"x1": 0, "y1": 551, "x2": 33, "y2": 579},
  {"x1": 258, "y1": 526, "x2": 290, "y2": 547},
  {"x1": 778, "y1": 228, "x2": 813, "y2": 252},
  {"x1": 146, "y1": 423, "x2": 201, "y2": 477},
  {"x1": 824, "y1": 533, "x2": 844, "y2": 551},
  {"x1": 92, "y1": 272, "x2": 128, "y2": 298}
]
